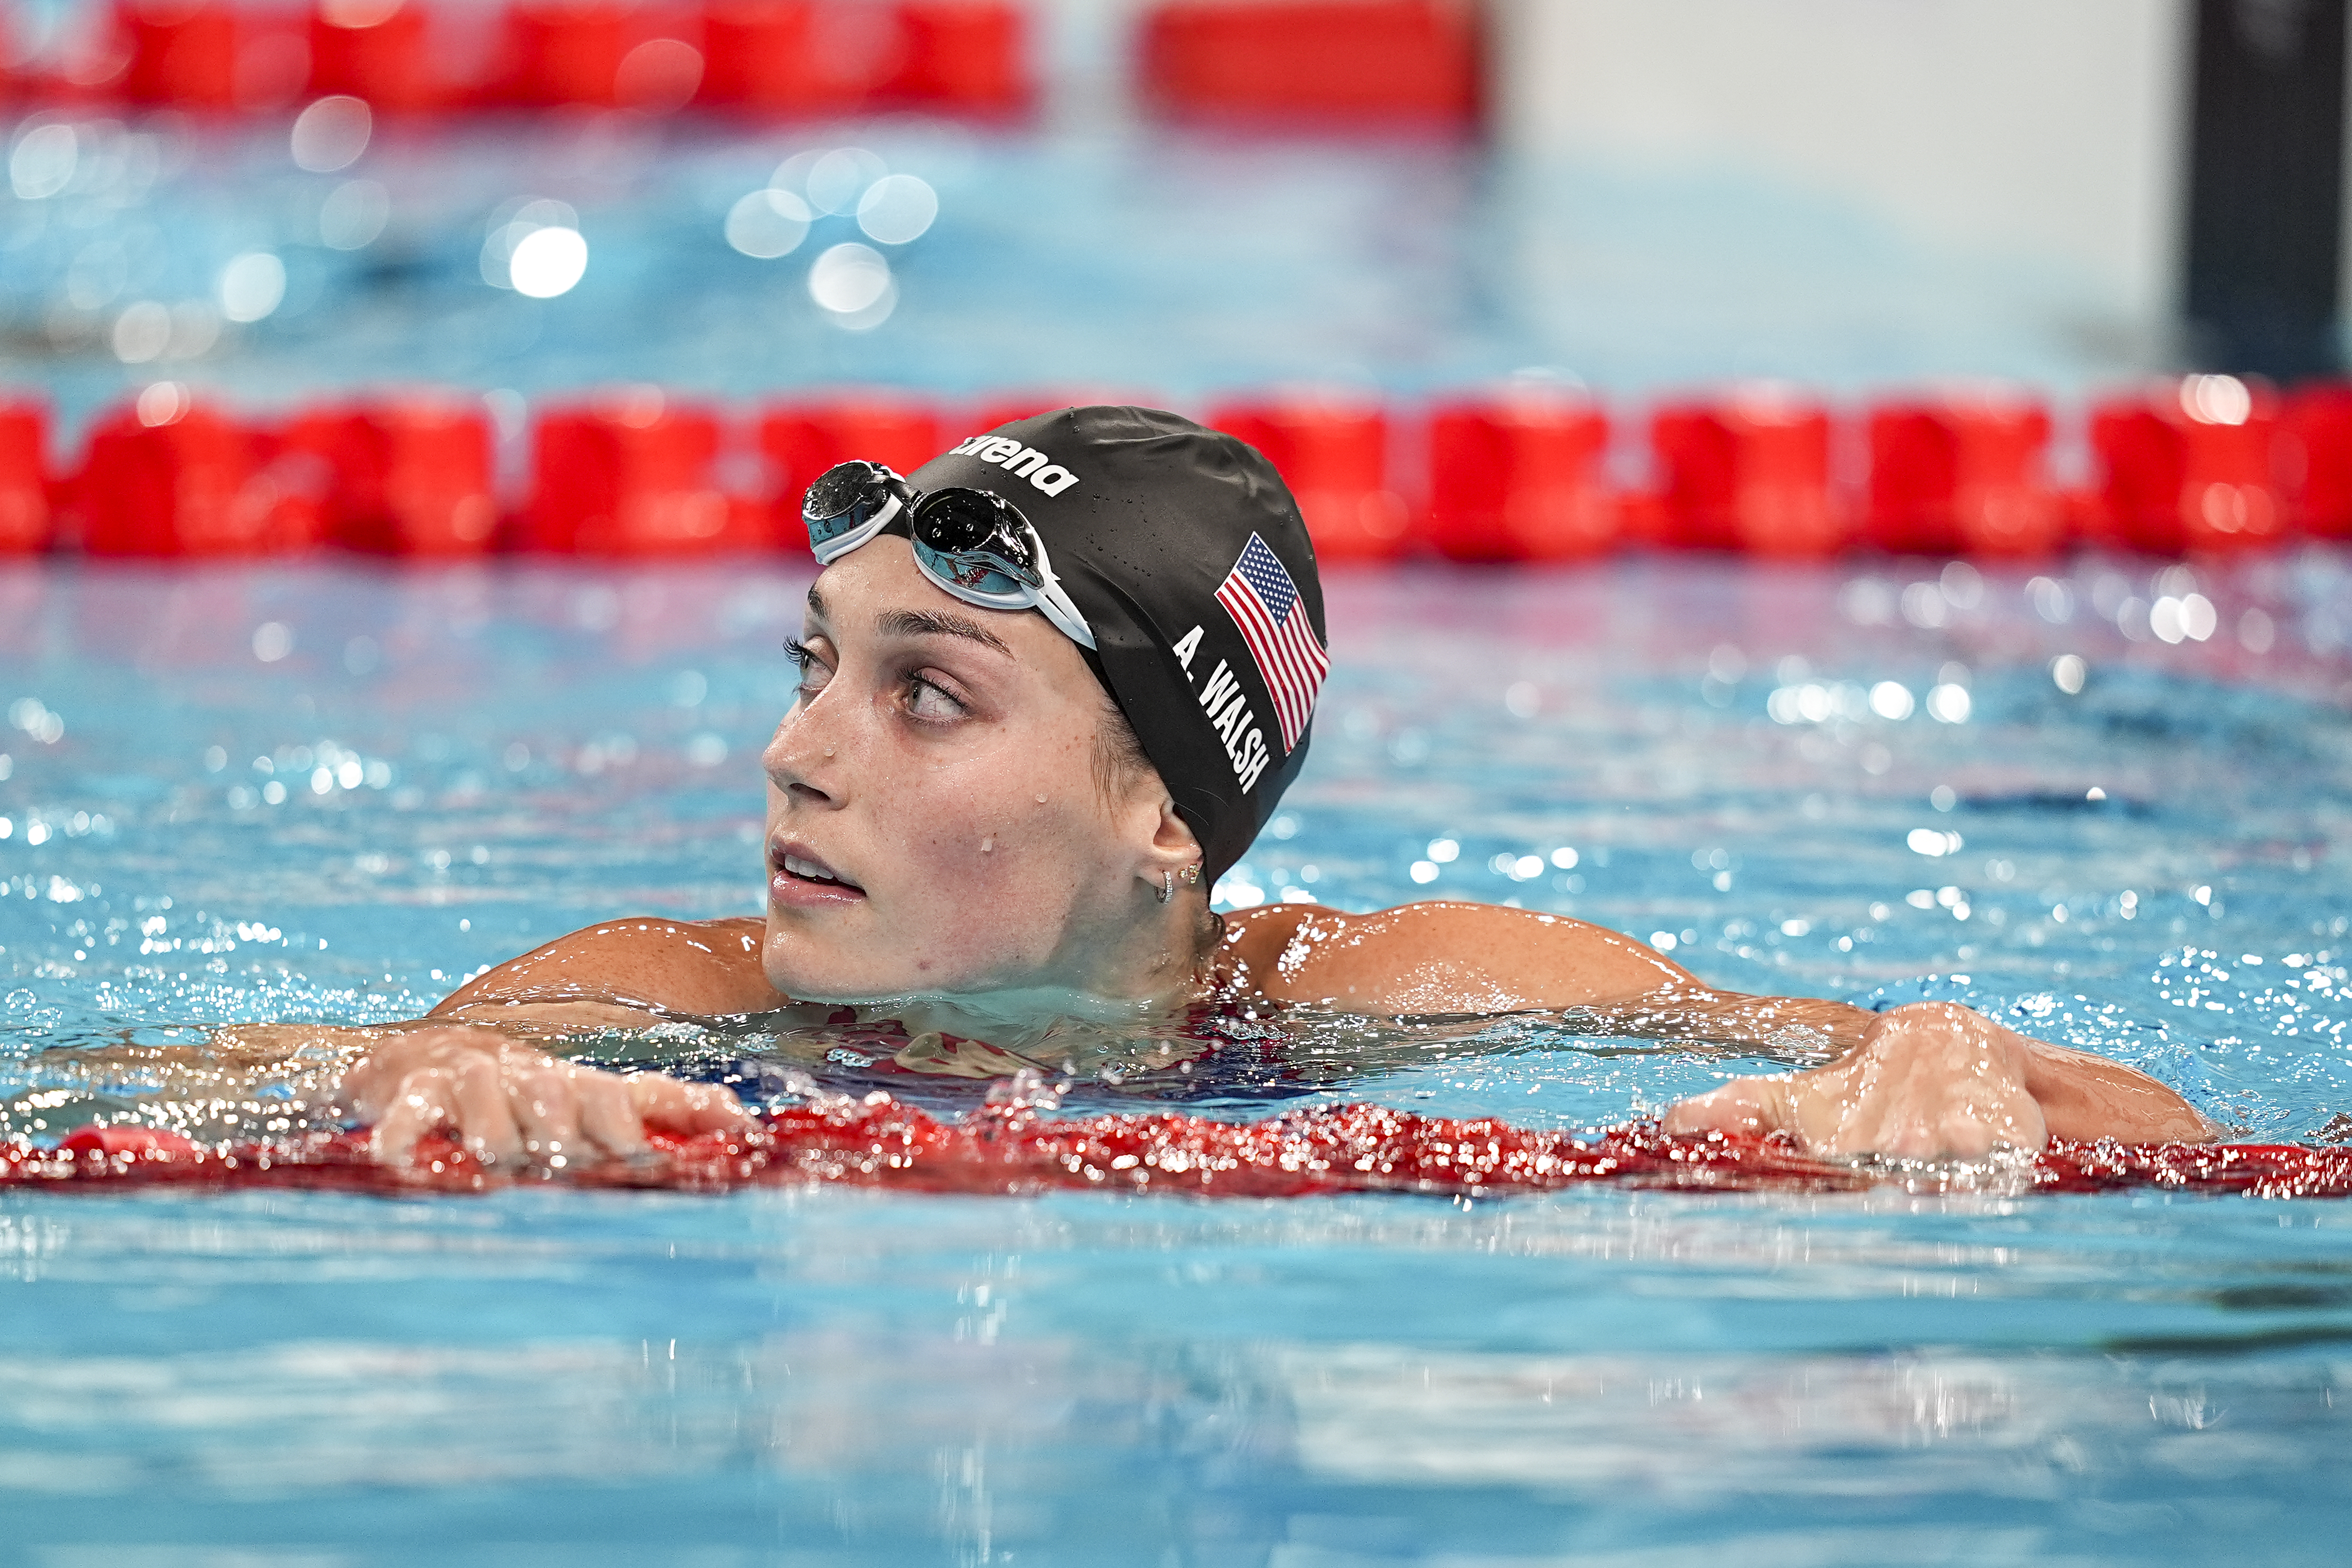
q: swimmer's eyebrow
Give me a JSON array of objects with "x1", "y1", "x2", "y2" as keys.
[
  {"x1": 876, "y1": 608, "x2": 1013, "y2": 656},
  {"x1": 806, "y1": 585, "x2": 829, "y2": 622}
]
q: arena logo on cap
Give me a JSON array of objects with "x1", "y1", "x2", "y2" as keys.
[{"x1": 948, "y1": 434, "x2": 1081, "y2": 497}]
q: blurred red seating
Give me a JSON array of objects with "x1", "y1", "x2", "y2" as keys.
[
  {"x1": 1141, "y1": 0, "x2": 1479, "y2": 128},
  {"x1": 1864, "y1": 389, "x2": 2060, "y2": 557},
  {"x1": 308, "y1": 0, "x2": 445, "y2": 111},
  {"x1": 1650, "y1": 388, "x2": 1843, "y2": 556},
  {"x1": 525, "y1": 390, "x2": 750, "y2": 555},
  {"x1": 288, "y1": 396, "x2": 498, "y2": 555},
  {"x1": 79, "y1": 389, "x2": 323, "y2": 556},
  {"x1": 2285, "y1": 383, "x2": 2352, "y2": 539},
  {"x1": 1211, "y1": 393, "x2": 1409, "y2": 561},
  {"x1": 2089, "y1": 375, "x2": 2286, "y2": 552},
  {"x1": 1424, "y1": 388, "x2": 1613, "y2": 561},
  {"x1": 0, "y1": 399, "x2": 51, "y2": 555},
  {"x1": 758, "y1": 393, "x2": 944, "y2": 539}
]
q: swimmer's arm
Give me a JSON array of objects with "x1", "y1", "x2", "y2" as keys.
[
  {"x1": 1230, "y1": 902, "x2": 2213, "y2": 1151},
  {"x1": 310, "y1": 917, "x2": 775, "y2": 1166},
  {"x1": 427, "y1": 915, "x2": 788, "y2": 1031},
  {"x1": 59, "y1": 909, "x2": 779, "y2": 1078},
  {"x1": 1225, "y1": 901, "x2": 1872, "y2": 1051}
]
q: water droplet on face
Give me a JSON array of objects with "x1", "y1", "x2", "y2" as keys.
[
  {"x1": 1035, "y1": 793, "x2": 1046, "y2": 803},
  {"x1": 980, "y1": 837, "x2": 993, "y2": 853}
]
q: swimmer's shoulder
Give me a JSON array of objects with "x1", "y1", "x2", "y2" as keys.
[
  {"x1": 429, "y1": 915, "x2": 786, "y2": 1030},
  {"x1": 1221, "y1": 900, "x2": 1693, "y2": 1012}
]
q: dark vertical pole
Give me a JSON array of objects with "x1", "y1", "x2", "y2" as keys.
[{"x1": 2184, "y1": 0, "x2": 2347, "y2": 380}]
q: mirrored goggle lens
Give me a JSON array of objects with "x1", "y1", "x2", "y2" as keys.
[
  {"x1": 913, "y1": 544, "x2": 1036, "y2": 602},
  {"x1": 914, "y1": 490, "x2": 1031, "y2": 558},
  {"x1": 802, "y1": 461, "x2": 881, "y2": 524}
]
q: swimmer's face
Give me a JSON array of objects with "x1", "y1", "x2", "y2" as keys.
[{"x1": 761, "y1": 535, "x2": 1191, "y2": 1001}]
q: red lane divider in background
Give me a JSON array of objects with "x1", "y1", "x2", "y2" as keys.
[
  {"x1": 292, "y1": 395, "x2": 498, "y2": 555},
  {"x1": 1864, "y1": 390, "x2": 2061, "y2": 558},
  {"x1": 309, "y1": 0, "x2": 444, "y2": 113},
  {"x1": 15, "y1": 0, "x2": 1032, "y2": 118},
  {"x1": 522, "y1": 388, "x2": 754, "y2": 555},
  {"x1": 17, "y1": 1099, "x2": 2352, "y2": 1199},
  {"x1": 0, "y1": 399, "x2": 50, "y2": 553},
  {"x1": 756, "y1": 390, "x2": 943, "y2": 539},
  {"x1": 700, "y1": 0, "x2": 895, "y2": 117},
  {"x1": 889, "y1": 0, "x2": 1030, "y2": 118},
  {"x1": 1209, "y1": 392, "x2": 1411, "y2": 561},
  {"x1": 1650, "y1": 387, "x2": 1844, "y2": 557},
  {"x1": 74, "y1": 388, "x2": 325, "y2": 555},
  {"x1": 2290, "y1": 383, "x2": 2352, "y2": 540},
  {"x1": 1424, "y1": 388, "x2": 1613, "y2": 561},
  {"x1": 115, "y1": 0, "x2": 251, "y2": 110},
  {"x1": 12, "y1": 374, "x2": 2352, "y2": 561},
  {"x1": 1141, "y1": 0, "x2": 1480, "y2": 129},
  {"x1": 496, "y1": 0, "x2": 697, "y2": 110},
  {"x1": 2090, "y1": 375, "x2": 2289, "y2": 554}
]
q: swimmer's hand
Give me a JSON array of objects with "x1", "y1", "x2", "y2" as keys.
[
  {"x1": 337, "y1": 1026, "x2": 751, "y2": 1171},
  {"x1": 1659, "y1": 1001, "x2": 2213, "y2": 1160}
]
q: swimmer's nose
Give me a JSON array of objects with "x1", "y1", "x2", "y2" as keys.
[{"x1": 764, "y1": 714, "x2": 842, "y2": 805}]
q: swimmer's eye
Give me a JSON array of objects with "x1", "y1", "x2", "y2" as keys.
[
  {"x1": 784, "y1": 638, "x2": 832, "y2": 700},
  {"x1": 903, "y1": 671, "x2": 968, "y2": 722}
]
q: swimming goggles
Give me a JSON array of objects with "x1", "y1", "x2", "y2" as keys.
[{"x1": 802, "y1": 460, "x2": 1098, "y2": 651}]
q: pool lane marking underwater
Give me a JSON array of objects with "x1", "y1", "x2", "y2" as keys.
[{"x1": 10, "y1": 1100, "x2": 2352, "y2": 1199}]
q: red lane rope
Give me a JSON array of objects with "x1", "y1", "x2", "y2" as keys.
[{"x1": 10, "y1": 1097, "x2": 2352, "y2": 1199}]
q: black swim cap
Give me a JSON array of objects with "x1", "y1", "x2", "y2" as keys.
[{"x1": 900, "y1": 406, "x2": 1326, "y2": 883}]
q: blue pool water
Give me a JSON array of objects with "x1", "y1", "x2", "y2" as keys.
[
  {"x1": 1, "y1": 105, "x2": 2145, "y2": 443},
  {"x1": 7, "y1": 553, "x2": 2352, "y2": 1562}
]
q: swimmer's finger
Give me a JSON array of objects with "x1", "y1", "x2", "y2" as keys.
[
  {"x1": 573, "y1": 1070, "x2": 650, "y2": 1161},
  {"x1": 451, "y1": 1055, "x2": 526, "y2": 1168},
  {"x1": 626, "y1": 1073, "x2": 750, "y2": 1136},
  {"x1": 340, "y1": 1028, "x2": 507, "y2": 1118},
  {"x1": 503, "y1": 1062, "x2": 584, "y2": 1167},
  {"x1": 370, "y1": 1066, "x2": 460, "y2": 1166}
]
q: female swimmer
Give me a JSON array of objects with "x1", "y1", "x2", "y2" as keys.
[{"x1": 319, "y1": 407, "x2": 2213, "y2": 1169}]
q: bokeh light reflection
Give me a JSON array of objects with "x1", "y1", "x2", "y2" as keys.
[
  {"x1": 807, "y1": 241, "x2": 894, "y2": 327},
  {"x1": 290, "y1": 96, "x2": 371, "y2": 174},
  {"x1": 855, "y1": 174, "x2": 938, "y2": 244},
  {"x1": 724, "y1": 188, "x2": 812, "y2": 259}
]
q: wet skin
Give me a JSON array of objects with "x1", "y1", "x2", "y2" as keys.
[{"x1": 334, "y1": 539, "x2": 2215, "y2": 1171}]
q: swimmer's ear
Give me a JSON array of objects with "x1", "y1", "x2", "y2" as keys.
[{"x1": 1137, "y1": 797, "x2": 1203, "y2": 897}]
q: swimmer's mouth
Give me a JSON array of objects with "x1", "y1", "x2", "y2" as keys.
[{"x1": 771, "y1": 844, "x2": 865, "y2": 894}]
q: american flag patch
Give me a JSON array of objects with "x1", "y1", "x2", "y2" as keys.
[{"x1": 1214, "y1": 534, "x2": 1328, "y2": 753}]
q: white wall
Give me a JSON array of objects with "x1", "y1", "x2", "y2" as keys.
[{"x1": 1490, "y1": 0, "x2": 2193, "y2": 328}]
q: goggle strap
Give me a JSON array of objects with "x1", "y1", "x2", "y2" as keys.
[
  {"x1": 1028, "y1": 557, "x2": 1096, "y2": 650},
  {"x1": 1036, "y1": 582, "x2": 1099, "y2": 650}
]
